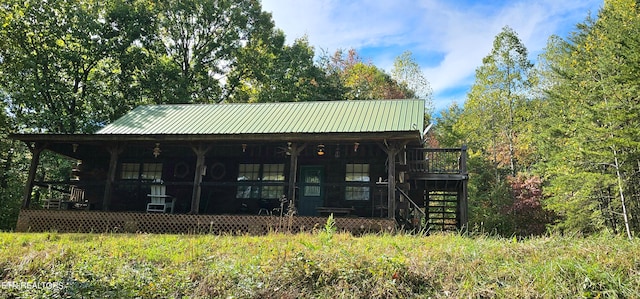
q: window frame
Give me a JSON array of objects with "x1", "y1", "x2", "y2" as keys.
[
  {"x1": 120, "y1": 162, "x2": 163, "y2": 181},
  {"x1": 345, "y1": 163, "x2": 371, "y2": 201},
  {"x1": 236, "y1": 163, "x2": 286, "y2": 199}
]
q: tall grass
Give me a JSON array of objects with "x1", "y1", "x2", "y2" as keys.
[{"x1": 0, "y1": 231, "x2": 638, "y2": 298}]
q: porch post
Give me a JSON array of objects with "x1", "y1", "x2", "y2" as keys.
[
  {"x1": 287, "y1": 143, "x2": 306, "y2": 210},
  {"x1": 398, "y1": 145, "x2": 407, "y2": 221},
  {"x1": 190, "y1": 144, "x2": 211, "y2": 214},
  {"x1": 21, "y1": 142, "x2": 45, "y2": 209},
  {"x1": 103, "y1": 144, "x2": 124, "y2": 211},
  {"x1": 386, "y1": 145, "x2": 398, "y2": 219}
]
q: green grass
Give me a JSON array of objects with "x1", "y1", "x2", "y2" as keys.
[{"x1": 0, "y1": 231, "x2": 638, "y2": 298}]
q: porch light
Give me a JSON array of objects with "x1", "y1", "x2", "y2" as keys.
[
  {"x1": 354, "y1": 142, "x2": 360, "y2": 152},
  {"x1": 334, "y1": 144, "x2": 341, "y2": 158},
  {"x1": 286, "y1": 142, "x2": 292, "y2": 156},
  {"x1": 317, "y1": 144, "x2": 325, "y2": 156},
  {"x1": 153, "y1": 143, "x2": 161, "y2": 158},
  {"x1": 72, "y1": 143, "x2": 79, "y2": 153},
  {"x1": 242, "y1": 144, "x2": 247, "y2": 152}
]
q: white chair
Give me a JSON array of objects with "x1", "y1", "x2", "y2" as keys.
[
  {"x1": 43, "y1": 185, "x2": 61, "y2": 209},
  {"x1": 43, "y1": 198, "x2": 61, "y2": 209},
  {"x1": 146, "y1": 182, "x2": 175, "y2": 213},
  {"x1": 68, "y1": 186, "x2": 88, "y2": 209}
]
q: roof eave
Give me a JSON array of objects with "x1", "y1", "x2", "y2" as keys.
[{"x1": 10, "y1": 131, "x2": 422, "y2": 144}]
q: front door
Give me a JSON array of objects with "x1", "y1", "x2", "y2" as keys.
[{"x1": 298, "y1": 166, "x2": 324, "y2": 216}]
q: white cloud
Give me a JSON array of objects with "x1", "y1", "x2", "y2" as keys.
[{"x1": 260, "y1": 0, "x2": 602, "y2": 110}]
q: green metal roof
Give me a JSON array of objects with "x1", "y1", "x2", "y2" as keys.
[{"x1": 97, "y1": 99, "x2": 425, "y2": 136}]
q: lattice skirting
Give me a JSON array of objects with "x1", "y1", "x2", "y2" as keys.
[{"x1": 16, "y1": 210, "x2": 397, "y2": 235}]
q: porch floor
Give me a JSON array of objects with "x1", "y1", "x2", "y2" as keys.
[{"x1": 16, "y1": 210, "x2": 396, "y2": 235}]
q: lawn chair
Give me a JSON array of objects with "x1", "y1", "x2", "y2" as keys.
[
  {"x1": 43, "y1": 185, "x2": 61, "y2": 209},
  {"x1": 146, "y1": 180, "x2": 175, "y2": 213}
]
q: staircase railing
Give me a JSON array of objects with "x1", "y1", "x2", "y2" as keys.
[{"x1": 396, "y1": 186, "x2": 426, "y2": 232}]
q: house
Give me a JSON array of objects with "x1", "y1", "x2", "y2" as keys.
[{"x1": 11, "y1": 99, "x2": 468, "y2": 234}]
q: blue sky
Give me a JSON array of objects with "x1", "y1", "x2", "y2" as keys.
[{"x1": 260, "y1": 0, "x2": 603, "y2": 111}]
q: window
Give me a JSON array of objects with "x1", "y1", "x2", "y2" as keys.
[
  {"x1": 121, "y1": 163, "x2": 140, "y2": 180},
  {"x1": 262, "y1": 164, "x2": 285, "y2": 199},
  {"x1": 237, "y1": 163, "x2": 285, "y2": 199},
  {"x1": 142, "y1": 163, "x2": 163, "y2": 180},
  {"x1": 345, "y1": 163, "x2": 370, "y2": 201},
  {"x1": 237, "y1": 164, "x2": 261, "y2": 199},
  {"x1": 238, "y1": 164, "x2": 261, "y2": 181},
  {"x1": 120, "y1": 163, "x2": 163, "y2": 180},
  {"x1": 262, "y1": 164, "x2": 285, "y2": 181}
]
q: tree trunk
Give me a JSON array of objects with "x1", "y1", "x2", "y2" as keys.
[{"x1": 613, "y1": 147, "x2": 632, "y2": 240}]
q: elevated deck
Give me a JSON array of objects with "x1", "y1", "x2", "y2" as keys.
[{"x1": 398, "y1": 147, "x2": 468, "y2": 232}]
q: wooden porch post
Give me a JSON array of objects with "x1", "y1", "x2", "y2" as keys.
[
  {"x1": 103, "y1": 144, "x2": 124, "y2": 211},
  {"x1": 190, "y1": 144, "x2": 212, "y2": 214},
  {"x1": 21, "y1": 142, "x2": 45, "y2": 209},
  {"x1": 287, "y1": 143, "x2": 306, "y2": 210},
  {"x1": 386, "y1": 145, "x2": 398, "y2": 219}
]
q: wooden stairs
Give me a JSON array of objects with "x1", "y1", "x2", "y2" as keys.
[{"x1": 396, "y1": 147, "x2": 469, "y2": 233}]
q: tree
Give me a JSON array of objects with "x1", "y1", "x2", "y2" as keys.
[
  {"x1": 455, "y1": 27, "x2": 546, "y2": 236},
  {"x1": 147, "y1": 0, "x2": 275, "y2": 104},
  {"x1": 318, "y1": 49, "x2": 414, "y2": 101},
  {"x1": 0, "y1": 0, "x2": 155, "y2": 133},
  {"x1": 539, "y1": 0, "x2": 640, "y2": 238},
  {"x1": 458, "y1": 26, "x2": 534, "y2": 178},
  {"x1": 229, "y1": 34, "x2": 329, "y2": 102},
  {"x1": 391, "y1": 51, "x2": 434, "y2": 111},
  {"x1": 0, "y1": 90, "x2": 27, "y2": 230},
  {"x1": 432, "y1": 103, "x2": 464, "y2": 148}
]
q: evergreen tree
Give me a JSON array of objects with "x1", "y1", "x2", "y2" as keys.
[{"x1": 540, "y1": 0, "x2": 640, "y2": 237}]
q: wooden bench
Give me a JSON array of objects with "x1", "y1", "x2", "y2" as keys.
[{"x1": 316, "y1": 207, "x2": 354, "y2": 217}]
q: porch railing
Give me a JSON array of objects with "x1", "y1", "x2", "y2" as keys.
[{"x1": 405, "y1": 146, "x2": 467, "y2": 175}]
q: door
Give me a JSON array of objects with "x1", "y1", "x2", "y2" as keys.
[{"x1": 298, "y1": 166, "x2": 324, "y2": 216}]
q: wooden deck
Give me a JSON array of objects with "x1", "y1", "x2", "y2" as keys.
[{"x1": 15, "y1": 210, "x2": 396, "y2": 235}]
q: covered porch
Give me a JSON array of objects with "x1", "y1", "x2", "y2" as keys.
[{"x1": 14, "y1": 139, "x2": 405, "y2": 218}]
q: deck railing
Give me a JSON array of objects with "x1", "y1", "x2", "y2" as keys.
[{"x1": 405, "y1": 146, "x2": 467, "y2": 175}]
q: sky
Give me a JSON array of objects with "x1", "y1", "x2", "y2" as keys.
[{"x1": 260, "y1": 0, "x2": 603, "y2": 111}]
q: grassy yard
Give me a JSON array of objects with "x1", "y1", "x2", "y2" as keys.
[{"x1": 0, "y1": 228, "x2": 638, "y2": 298}]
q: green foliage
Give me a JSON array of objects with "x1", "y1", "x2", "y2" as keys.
[
  {"x1": 466, "y1": 152, "x2": 515, "y2": 235},
  {"x1": 149, "y1": 0, "x2": 275, "y2": 104},
  {"x1": 0, "y1": 93, "x2": 28, "y2": 230},
  {"x1": 0, "y1": 0, "x2": 155, "y2": 133},
  {"x1": 1, "y1": 232, "x2": 639, "y2": 297},
  {"x1": 318, "y1": 48, "x2": 424, "y2": 101},
  {"x1": 458, "y1": 26, "x2": 534, "y2": 177},
  {"x1": 230, "y1": 35, "x2": 330, "y2": 102},
  {"x1": 391, "y1": 51, "x2": 434, "y2": 111},
  {"x1": 432, "y1": 103, "x2": 464, "y2": 148},
  {"x1": 450, "y1": 26, "x2": 549, "y2": 236},
  {"x1": 536, "y1": 0, "x2": 640, "y2": 235}
]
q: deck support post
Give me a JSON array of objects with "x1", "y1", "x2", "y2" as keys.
[
  {"x1": 103, "y1": 144, "x2": 124, "y2": 211},
  {"x1": 458, "y1": 145, "x2": 469, "y2": 231},
  {"x1": 21, "y1": 142, "x2": 45, "y2": 209},
  {"x1": 190, "y1": 144, "x2": 212, "y2": 214}
]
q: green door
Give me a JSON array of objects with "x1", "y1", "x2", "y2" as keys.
[{"x1": 298, "y1": 166, "x2": 324, "y2": 216}]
